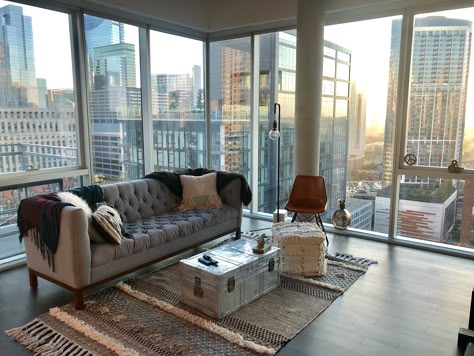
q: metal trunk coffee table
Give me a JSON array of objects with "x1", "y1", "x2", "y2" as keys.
[{"x1": 180, "y1": 238, "x2": 280, "y2": 319}]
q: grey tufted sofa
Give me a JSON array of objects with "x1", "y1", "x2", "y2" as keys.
[{"x1": 24, "y1": 177, "x2": 243, "y2": 309}]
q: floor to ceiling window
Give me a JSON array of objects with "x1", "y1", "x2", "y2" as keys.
[
  {"x1": 0, "y1": 2, "x2": 79, "y2": 175},
  {"x1": 1, "y1": 1, "x2": 473, "y2": 267},
  {"x1": 84, "y1": 15, "x2": 143, "y2": 183},
  {"x1": 208, "y1": 26, "x2": 398, "y2": 221},
  {"x1": 0, "y1": 1, "x2": 80, "y2": 264},
  {"x1": 324, "y1": 16, "x2": 401, "y2": 233},
  {"x1": 209, "y1": 38, "x2": 252, "y2": 181},
  {"x1": 150, "y1": 31, "x2": 206, "y2": 171},
  {"x1": 393, "y1": 8, "x2": 474, "y2": 250},
  {"x1": 257, "y1": 31, "x2": 296, "y2": 214}
]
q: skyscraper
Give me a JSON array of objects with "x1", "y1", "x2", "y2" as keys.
[
  {"x1": 383, "y1": 16, "x2": 472, "y2": 187},
  {"x1": 376, "y1": 16, "x2": 472, "y2": 241},
  {"x1": 84, "y1": 16, "x2": 124, "y2": 62},
  {"x1": 152, "y1": 71, "x2": 195, "y2": 113},
  {"x1": 85, "y1": 16, "x2": 142, "y2": 181},
  {"x1": 347, "y1": 81, "x2": 367, "y2": 171},
  {"x1": 93, "y1": 43, "x2": 136, "y2": 89},
  {"x1": 0, "y1": 4, "x2": 38, "y2": 107}
]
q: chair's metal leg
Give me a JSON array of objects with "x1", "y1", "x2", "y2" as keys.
[
  {"x1": 291, "y1": 213, "x2": 297, "y2": 223},
  {"x1": 316, "y1": 214, "x2": 326, "y2": 233}
]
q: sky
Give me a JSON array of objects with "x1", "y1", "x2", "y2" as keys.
[
  {"x1": 325, "y1": 16, "x2": 398, "y2": 129},
  {"x1": 5, "y1": 1, "x2": 204, "y2": 89},
  {"x1": 6, "y1": 1, "x2": 474, "y2": 128}
]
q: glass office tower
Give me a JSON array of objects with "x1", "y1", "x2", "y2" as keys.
[{"x1": 0, "y1": 4, "x2": 38, "y2": 107}]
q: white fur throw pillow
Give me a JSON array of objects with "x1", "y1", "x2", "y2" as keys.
[
  {"x1": 57, "y1": 191, "x2": 92, "y2": 218},
  {"x1": 91, "y1": 205, "x2": 123, "y2": 244},
  {"x1": 178, "y1": 172, "x2": 223, "y2": 210}
]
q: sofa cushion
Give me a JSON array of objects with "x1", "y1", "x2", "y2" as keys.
[
  {"x1": 178, "y1": 172, "x2": 222, "y2": 210},
  {"x1": 90, "y1": 204, "x2": 238, "y2": 267}
]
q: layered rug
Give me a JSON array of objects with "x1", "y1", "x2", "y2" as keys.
[{"x1": 6, "y1": 254, "x2": 375, "y2": 355}]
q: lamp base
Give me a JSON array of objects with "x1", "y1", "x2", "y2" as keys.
[{"x1": 273, "y1": 209, "x2": 288, "y2": 223}]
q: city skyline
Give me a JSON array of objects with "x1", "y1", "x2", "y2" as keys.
[
  {"x1": 383, "y1": 15, "x2": 472, "y2": 187},
  {"x1": 6, "y1": 1, "x2": 204, "y2": 90},
  {"x1": 15, "y1": 1, "x2": 474, "y2": 131}
]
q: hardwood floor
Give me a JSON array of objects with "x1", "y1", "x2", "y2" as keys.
[{"x1": 1, "y1": 218, "x2": 472, "y2": 355}]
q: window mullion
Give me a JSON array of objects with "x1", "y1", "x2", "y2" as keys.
[
  {"x1": 389, "y1": 11, "x2": 415, "y2": 240},
  {"x1": 250, "y1": 34, "x2": 260, "y2": 213},
  {"x1": 71, "y1": 9, "x2": 92, "y2": 184},
  {"x1": 139, "y1": 26, "x2": 153, "y2": 175}
]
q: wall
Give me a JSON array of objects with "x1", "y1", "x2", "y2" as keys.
[
  {"x1": 207, "y1": 0, "x2": 297, "y2": 33},
  {"x1": 206, "y1": 0, "x2": 470, "y2": 33}
]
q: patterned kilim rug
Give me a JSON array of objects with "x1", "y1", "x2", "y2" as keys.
[{"x1": 6, "y1": 247, "x2": 374, "y2": 355}]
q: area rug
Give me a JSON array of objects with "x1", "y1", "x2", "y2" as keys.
[
  {"x1": 6, "y1": 258, "x2": 373, "y2": 355},
  {"x1": 328, "y1": 252, "x2": 378, "y2": 266}
]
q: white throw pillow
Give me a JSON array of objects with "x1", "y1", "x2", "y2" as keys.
[
  {"x1": 178, "y1": 172, "x2": 223, "y2": 210},
  {"x1": 57, "y1": 191, "x2": 92, "y2": 218}
]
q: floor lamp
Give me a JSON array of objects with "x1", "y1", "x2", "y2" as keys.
[{"x1": 269, "y1": 103, "x2": 281, "y2": 222}]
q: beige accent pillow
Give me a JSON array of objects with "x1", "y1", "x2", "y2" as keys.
[
  {"x1": 91, "y1": 205, "x2": 123, "y2": 244},
  {"x1": 178, "y1": 172, "x2": 223, "y2": 210}
]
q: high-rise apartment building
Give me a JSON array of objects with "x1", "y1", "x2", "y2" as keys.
[
  {"x1": 84, "y1": 16, "x2": 124, "y2": 61},
  {"x1": 152, "y1": 72, "x2": 195, "y2": 113},
  {"x1": 0, "y1": 5, "x2": 38, "y2": 107},
  {"x1": 0, "y1": 107, "x2": 77, "y2": 173},
  {"x1": 383, "y1": 16, "x2": 472, "y2": 187},
  {"x1": 192, "y1": 65, "x2": 202, "y2": 110},
  {"x1": 347, "y1": 82, "x2": 367, "y2": 171},
  {"x1": 93, "y1": 43, "x2": 136, "y2": 88},
  {"x1": 320, "y1": 41, "x2": 351, "y2": 218}
]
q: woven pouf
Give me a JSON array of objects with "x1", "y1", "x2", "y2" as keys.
[{"x1": 271, "y1": 222, "x2": 327, "y2": 276}]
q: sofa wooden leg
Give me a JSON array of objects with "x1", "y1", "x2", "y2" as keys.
[
  {"x1": 29, "y1": 269, "x2": 38, "y2": 289},
  {"x1": 75, "y1": 290, "x2": 85, "y2": 310},
  {"x1": 235, "y1": 227, "x2": 241, "y2": 240}
]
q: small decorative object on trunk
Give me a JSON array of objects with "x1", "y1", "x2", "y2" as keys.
[
  {"x1": 332, "y1": 199, "x2": 352, "y2": 230},
  {"x1": 252, "y1": 234, "x2": 271, "y2": 254}
]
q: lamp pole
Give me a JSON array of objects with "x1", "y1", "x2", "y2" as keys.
[{"x1": 269, "y1": 103, "x2": 281, "y2": 222}]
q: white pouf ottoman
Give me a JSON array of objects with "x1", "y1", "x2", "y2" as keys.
[{"x1": 271, "y1": 222, "x2": 327, "y2": 276}]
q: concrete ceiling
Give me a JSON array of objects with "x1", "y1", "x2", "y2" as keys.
[{"x1": 83, "y1": 0, "x2": 460, "y2": 34}]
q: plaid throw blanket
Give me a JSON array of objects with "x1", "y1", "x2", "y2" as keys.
[{"x1": 17, "y1": 194, "x2": 73, "y2": 271}]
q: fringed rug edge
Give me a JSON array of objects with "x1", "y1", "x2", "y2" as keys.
[{"x1": 5, "y1": 318, "x2": 90, "y2": 355}]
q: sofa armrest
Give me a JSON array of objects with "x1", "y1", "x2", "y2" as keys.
[{"x1": 24, "y1": 206, "x2": 91, "y2": 289}]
